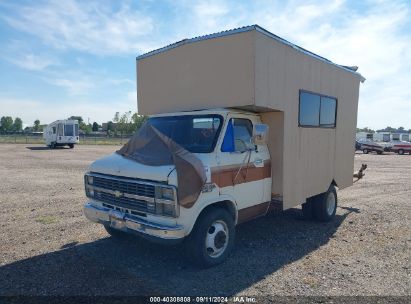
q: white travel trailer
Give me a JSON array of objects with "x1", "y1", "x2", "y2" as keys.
[
  {"x1": 356, "y1": 132, "x2": 374, "y2": 141},
  {"x1": 373, "y1": 132, "x2": 391, "y2": 142},
  {"x1": 43, "y1": 119, "x2": 79, "y2": 148},
  {"x1": 83, "y1": 25, "x2": 365, "y2": 267},
  {"x1": 392, "y1": 133, "x2": 410, "y2": 142}
]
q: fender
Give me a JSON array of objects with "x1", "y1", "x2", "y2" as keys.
[{"x1": 181, "y1": 194, "x2": 238, "y2": 235}]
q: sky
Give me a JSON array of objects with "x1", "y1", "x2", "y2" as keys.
[{"x1": 0, "y1": 0, "x2": 410, "y2": 129}]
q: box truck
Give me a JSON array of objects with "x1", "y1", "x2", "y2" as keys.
[
  {"x1": 43, "y1": 119, "x2": 79, "y2": 148},
  {"x1": 83, "y1": 25, "x2": 365, "y2": 266}
]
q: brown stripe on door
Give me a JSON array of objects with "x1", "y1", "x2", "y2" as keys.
[{"x1": 211, "y1": 160, "x2": 271, "y2": 188}]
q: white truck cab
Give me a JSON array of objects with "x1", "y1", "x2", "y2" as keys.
[
  {"x1": 44, "y1": 119, "x2": 79, "y2": 149},
  {"x1": 84, "y1": 109, "x2": 274, "y2": 266}
]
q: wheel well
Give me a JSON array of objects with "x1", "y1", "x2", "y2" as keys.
[{"x1": 198, "y1": 200, "x2": 237, "y2": 223}]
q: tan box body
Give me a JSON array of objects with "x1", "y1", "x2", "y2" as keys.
[{"x1": 137, "y1": 26, "x2": 363, "y2": 209}]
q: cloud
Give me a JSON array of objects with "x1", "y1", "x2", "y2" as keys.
[
  {"x1": 0, "y1": 0, "x2": 410, "y2": 129},
  {"x1": 1, "y1": 0, "x2": 155, "y2": 55},
  {"x1": 44, "y1": 77, "x2": 95, "y2": 95},
  {"x1": 169, "y1": 0, "x2": 411, "y2": 129},
  {"x1": 9, "y1": 53, "x2": 58, "y2": 71}
]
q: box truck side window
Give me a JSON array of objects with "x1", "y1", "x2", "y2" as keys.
[{"x1": 299, "y1": 90, "x2": 337, "y2": 128}]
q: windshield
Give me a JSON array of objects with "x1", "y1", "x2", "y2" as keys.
[{"x1": 148, "y1": 115, "x2": 223, "y2": 153}]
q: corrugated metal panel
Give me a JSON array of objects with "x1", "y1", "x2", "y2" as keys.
[{"x1": 136, "y1": 24, "x2": 365, "y2": 81}]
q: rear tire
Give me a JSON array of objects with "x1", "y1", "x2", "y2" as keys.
[
  {"x1": 362, "y1": 148, "x2": 368, "y2": 154},
  {"x1": 377, "y1": 151, "x2": 383, "y2": 155},
  {"x1": 185, "y1": 207, "x2": 235, "y2": 268},
  {"x1": 302, "y1": 200, "x2": 313, "y2": 219},
  {"x1": 50, "y1": 142, "x2": 56, "y2": 149},
  {"x1": 311, "y1": 186, "x2": 338, "y2": 222},
  {"x1": 398, "y1": 149, "x2": 404, "y2": 155}
]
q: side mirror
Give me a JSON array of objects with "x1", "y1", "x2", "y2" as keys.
[{"x1": 252, "y1": 124, "x2": 269, "y2": 145}]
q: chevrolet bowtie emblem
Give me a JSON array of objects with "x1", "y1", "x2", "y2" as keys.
[{"x1": 114, "y1": 191, "x2": 123, "y2": 198}]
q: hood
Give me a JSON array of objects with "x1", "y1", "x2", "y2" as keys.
[{"x1": 88, "y1": 152, "x2": 175, "y2": 183}]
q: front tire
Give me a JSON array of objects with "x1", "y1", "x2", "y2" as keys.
[
  {"x1": 68, "y1": 144, "x2": 74, "y2": 149},
  {"x1": 362, "y1": 148, "x2": 368, "y2": 154},
  {"x1": 310, "y1": 186, "x2": 338, "y2": 222},
  {"x1": 185, "y1": 207, "x2": 235, "y2": 268},
  {"x1": 50, "y1": 142, "x2": 56, "y2": 149},
  {"x1": 398, "y1": 149, "x2": 404, "y2": 155}
]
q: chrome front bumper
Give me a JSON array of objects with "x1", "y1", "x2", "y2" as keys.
[{"x1": 83, "y1": 203, "x2": 185, "y2": 240}]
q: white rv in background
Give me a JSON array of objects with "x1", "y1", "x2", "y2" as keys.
[{"x1": 43, "y1": 119, "x2": 79, "y2": 149}]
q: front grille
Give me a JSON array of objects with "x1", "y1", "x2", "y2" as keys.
[
  {"x1": 91, "y1": 174, "x2": 156, "y2": 213},
  {"x1": 93, "y1": 175, "x2": 155, "y2": 198}
]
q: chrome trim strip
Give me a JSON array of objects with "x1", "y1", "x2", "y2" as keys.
[
  {"x1": 87, "y1": 172, "x2": 162, "y2": 188},
  {"x1": 86, "y1": 185, "x2": 155, "y2": 203},
  {"x1": 83, "y1": 203, "x2": 185, "y2": 239}
]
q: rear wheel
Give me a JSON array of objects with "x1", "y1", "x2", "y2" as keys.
[
  {"x1": 310, "y1": 186, "x2": 338, "y2": 222},
  {"x1": 362, "y1": 148, "x2": 368, "y2": 154},
  {"x1": 377, "y1": 151, "x2": 383, "y2": 155},
  {"x1": 50, "y1": 142, "x2": 56, "y2": 149},
  {"x1": 185, "y1": 207, "x2": 235, "y2": 268},
  {"x1": 398, "y1": 149, "x2": 404, "y2": 155}
]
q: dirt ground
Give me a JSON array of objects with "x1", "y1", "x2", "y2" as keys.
[{"x1": 0, "y1": 144, "x2": 409, "y2": 297}]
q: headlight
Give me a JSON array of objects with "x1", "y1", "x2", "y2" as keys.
[
  {"x1": 84, "y1": 174, "x2": 94, "y2": 198},
  {"x1": 157, "y1": 187, "x2": 174, "y2": 201},
  {"x1": 155, "y1": 186, "x2": 178, "y2": 217}
]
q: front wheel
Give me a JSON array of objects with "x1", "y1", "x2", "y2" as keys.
[
  {"x1": 398, "y1": 149, "x2": 404, "y2": 155},
  {"x1": 68, "y1": 144, "x2": 74, "y2": 149},
  {"x1": 185, "y1": 207, "x2": 235, "y2": 268},
  {"x1": 362, "y1": 148, "x2": 368, "y2": 154}
]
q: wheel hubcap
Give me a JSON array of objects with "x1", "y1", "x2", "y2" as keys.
[
  {"x1": 205, "y1": 220, "x2": 229, "y2": 258},
  {"x1": 326, "y1": 192, "x2": 336, "y2": 216}
]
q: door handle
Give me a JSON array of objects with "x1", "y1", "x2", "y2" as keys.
[{"x1": 254, "y1": 159, "x2": 264, "y2": 167}]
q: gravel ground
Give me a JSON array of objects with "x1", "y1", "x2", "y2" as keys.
[{"x1": 0, "y1": 144, "x2": 409, "y2": 297}]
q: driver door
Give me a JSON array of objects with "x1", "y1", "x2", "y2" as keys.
[{"x1": 213, "y1": 116, "x2": 271, "y2": 224}]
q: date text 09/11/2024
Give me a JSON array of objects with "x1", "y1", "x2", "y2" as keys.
[{"x1": 149, "y1": 296, "x2": 257, "y2": 303}]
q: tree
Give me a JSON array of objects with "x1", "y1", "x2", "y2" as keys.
[
  {"x1": 356, "y1": 127, "x2": 374, "y2": 133},
  {"x1": 131, "y1": 113, "x2": 147, "y2": 131},
  {"x1": 92, "y1": 122, "x2": 99, "y2": 132},
  {"x1": 115, "y1": 111, "x2": 133, "y2": 136},
  {"x1": 33, "y1": 119, "x2": 41, "y2": 131},
  {"x1": 13, "y1": 117, "x2": 23, "y2": 132},
  {"x1": 0, "y1": 116, "x2": 13, "y2": 132},
  {"x1": 107, "y1": 121, "x2": 114, "y2": 132},
  {"x1": 68, "y1": 116, "x2": 83, "y2": 124}
]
